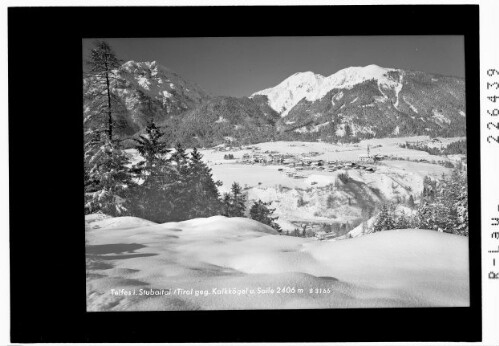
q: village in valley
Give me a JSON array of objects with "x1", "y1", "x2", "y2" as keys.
[{"x1": 189, "y1": 135, "x2": 467, "y2": 240}]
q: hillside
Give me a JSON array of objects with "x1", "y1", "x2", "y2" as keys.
[
  {"x1": 252, "y1": 65, "x2": 466, "y2": 141},
  {"x1": 160, "y1": 95, "x2": 280, "y2": 147},
  {"x1": 83, "y1": 60, "x2": 210, "y2": 137}
]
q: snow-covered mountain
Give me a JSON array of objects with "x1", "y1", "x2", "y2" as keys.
[
  {"x1": 83, "y1": 60, "x2": 210, "y2": 136},
  {"x1": 252, "y1": 65, "x2": 402, "y2": 116},
  {"x1": 118, "y1": 60, "x2": 209, "y2": 111},
  {"x1": 251, "y1": 65, "x2": 466, "y2": 139}
]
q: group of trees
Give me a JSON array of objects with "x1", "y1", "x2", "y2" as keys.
[
  {"x1": 126, "y1": 123, "x2": 224, "y2": 222},
  {"x1": 249, "y1": 200, "x2": 282, "y2": 232},
  {"x1": 370, "y1": 167, "x2": 468, "y2": 236},
  {"x1": 416, "y1": 168, "x2": 468, "y2": 236},
  {"x1": 287, "y1": 226, "x2": 309, "y2": 238},
  {"x1": 84, "y1": 41, "x2": 283, "y2": 231},
  {"x1": 85, "y1": 119, "x2": 283, "y2": 229},
  {"x1": 401, "y1": 139, "x2": 467, "y2": 156},
  {"x1": 220, "y1": 183, "x2": 282, "y2": 232},
  {"x1": 371, "y1": 204, "x2": 414, "y2": 233},
  {"x1": 85, "y1": 121, "x2": 223, "y2": 223},
  {"x1": 220, "y1": 182, "x2": 247, "y2": 218}
]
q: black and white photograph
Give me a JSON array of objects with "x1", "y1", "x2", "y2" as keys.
[
  {"x1": 8, "y1": 3, "x2": 494, "y2": 343},
  {"x1": 83, "y1": 36, "x2": 470, "y2": 311}
]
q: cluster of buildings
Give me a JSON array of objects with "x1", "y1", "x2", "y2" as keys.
[
  {"x1": 216, "y1": 145, "x2": 381, "y2": 176},
  {"x1": 239, "y1": 153, "x2": 378, "y2": 181},
  {"x1": 241, "y1": 151, "x2": 292, "y2": 165},
  {"x1": 239, "y1": 151, "x2": 377, "y2": 174}
]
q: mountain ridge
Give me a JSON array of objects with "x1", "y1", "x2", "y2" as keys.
[
  {"x1": 251, "y1": 64, "x2": 465, "y2": 141},
  {"x1": 83, "y1": 61, "x2": 466, "y2": 146}
]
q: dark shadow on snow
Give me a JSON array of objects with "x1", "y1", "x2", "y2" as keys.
[
  {"x1": 92, "y1": 253, "x2": 157, "y2": 260},
  {"x1": 86, "y1": 260, "x2": 113, "y2": 270},
  {"x1": 86, "y1": 243, "x2": 147, "y2": 255},
  {"x1": 318, "y1": 276, "x2": 339, "y2": 281},
  {"x1": 86, "y1": 243, "x2": 157, "y2": 260}
]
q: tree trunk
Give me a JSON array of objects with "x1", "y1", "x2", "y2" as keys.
[{"x1": 104, "y1": 59, "x2": 113, "y2": 141}]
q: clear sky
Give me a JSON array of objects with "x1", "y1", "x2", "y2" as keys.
[{"x1": 82, "y1": 36, "x2": 464, "y2": 98}]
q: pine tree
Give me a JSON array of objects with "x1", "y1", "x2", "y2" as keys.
[
  {"x1": 168, "y1": 143, "x2": 191, "y2": 221},
  {"x1": 249, "y1": 200, "x2": 282, "y2": 232},
  {"x1": 85, "y1": 40, "x2": 123, "y2": 141},
  {"x1": 372, "y1": 204, "x2": 396, "y2": 233},
  {"x1": 395, "y1": 210, "x2": 412, "y2": 229},
  {"x1": 221, "y1": 193, "x2": 232, "y2": 217},
  {"x1": 84, "y1": 133, "x2": 135, "y2": 216},
  {"x1": 407, "y1": 194, "x2": 415, "y2": 209},
  {"x1": 171, "y1": 143, "x2": 189, "y2": 172},
  {"x1": 344, "y1": 124, "x2": 352, "y2": 138},
  {"x1": 417, "y1": 198, "x2": 439, "y2": 231},
  {"x1": 444, "y1": 167, "x2": 468, "y2": 236},
  {"x1": 127, "y1": 122, "x2": 175, "y2": 222},
  {"x1": 184, "y1": 148, "x2": 223, "y2": 219},
  {"x1": 136, "y1": 89, "x2": 157, "y2": 124},
  {"x1": 133, "y1": 121, "x2": 170, "y2": 172},
  {"x1": 222, "y1": 182, "x2": 247, "y2": 217},
  {"x1": 422, "y1": 176, "x2": 436, "y2": 200},
  {"x1": 230, "y1": 182, "x2": 247, "y2": 217}
]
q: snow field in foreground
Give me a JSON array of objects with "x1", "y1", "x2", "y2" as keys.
[{"x1": 86, "y1": 215, "x2": 469, "y2": 311}]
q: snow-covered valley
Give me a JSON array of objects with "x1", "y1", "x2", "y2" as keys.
[
  {"x1": 197, "y1": 136, "x2": 465, "y2": 234},
  {"x1": 121, "y1": 135, "x2": 465, "y2": 237}
]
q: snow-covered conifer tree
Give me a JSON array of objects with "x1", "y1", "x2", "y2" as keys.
[
  {"x1": 84, "y1": 132, "x2": 135, "y2": 216},
  {"x1": 249, "y1": 200, "x2": 282, "y2": 232},
  {"x1": 85, "y1": 40, "x2": 123, "y2": 141},
  {"x1": 222, "y1": 182, "x2": 247, "y2": 217},
  {"x1": 184, "y1": 148, "x2": 223, "y2": 219},
  {"x1": 372, "y1": 204, "x2": 396, "y2": 233},
  {"x1": 127, "y1": 122, "x2": 175, "y2": 222}
]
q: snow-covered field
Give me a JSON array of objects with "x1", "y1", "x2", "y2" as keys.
[
  {"x1": 201, "y1": 136, "x2": 464, "y2": 165},
  {"x1": 86, "y1": 214, "x2": 469, "y2": 311},
  {"x1": 196, "y1": 137, "x2": 464, "y2": 228}
]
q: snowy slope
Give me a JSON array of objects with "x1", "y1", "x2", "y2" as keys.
[
  {"x1": 251, "y1": 71, "x2": 327, "y2": 116},
  {"x1": 86, "y1": 214, "x2": 469, "y2": 311},
  {"x1": 251, "y1": 65, "x2": 466, "y2": 139},
  {"x1": 251, "y1": 65, "x2": 401, "y2": 116}
]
